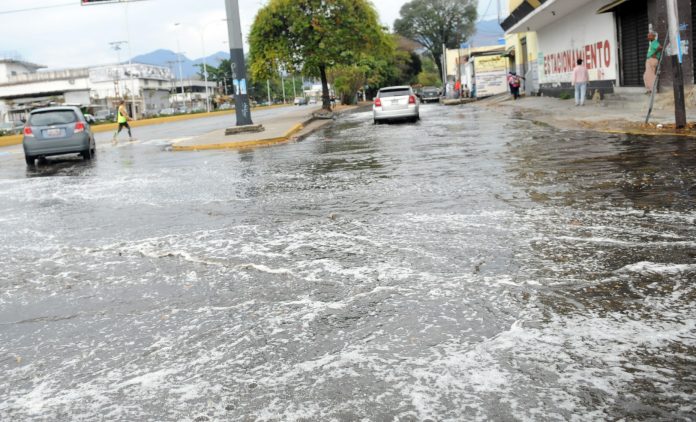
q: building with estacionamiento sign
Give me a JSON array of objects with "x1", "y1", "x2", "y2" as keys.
[{"x1": 501, "y1": 0, "x2": 696, "y2": 98}]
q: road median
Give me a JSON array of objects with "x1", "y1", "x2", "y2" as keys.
[{"x1": 172, "y1": 103, "x2": 367, "y2": 152}]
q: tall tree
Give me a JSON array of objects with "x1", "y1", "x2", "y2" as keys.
[
  {"x1": 249, "y1": 0, "x2": 390, "y2": 111},
  {"x1": 394, "y1": 0, "x2": 477, "y2": 81}
]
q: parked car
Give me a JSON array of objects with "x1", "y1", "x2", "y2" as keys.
[
  {"x1": 0, "y1": 120, "x2": 23, "y2": 135},
  {"x1": 94, "y1": 109, "x2": 115, "y2": 122},
  {"x1": 293, "y1": 97, "x2": 308, "y2": 106},
  {"x1": 176, "y1": 106, "x2": 189, "y2": 114},
  {"x1": 83, "y1": 113, "x2": 97, "y2": 124},
  {"x1": 419, "y1": 86, "x2": 441, "y2": 103},
  {"x1": 159, "y1": 108, "x2": 176, "y2": 116},
  {"x1": 373, "y1": 86, "x2": 420, "y2": 124},
  {"x1": 22, "y1": 106, "x2": 96, "y2": 165}
]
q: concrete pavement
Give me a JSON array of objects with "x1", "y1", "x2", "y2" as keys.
[{"x1": 477, "y1": 91, "x2": 696, "y2": 138}]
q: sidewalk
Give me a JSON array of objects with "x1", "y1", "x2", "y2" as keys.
[
  {"x1": 172, "y1": 103, "x2": 370, "y2": 151},
  {"x1": 476, "y1": 91, "x2": 696, "y2": 137}
]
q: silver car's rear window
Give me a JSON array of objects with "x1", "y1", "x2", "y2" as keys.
[
  {"x1": 30, "y1": 110, "x2": 78, "y2": 126},
  {"x1": 379, "y1": 89, "x2": 410, "y2": 98}
]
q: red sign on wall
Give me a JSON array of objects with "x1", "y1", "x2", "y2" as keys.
[{"x1": 544, "y1": 40, "x2": 612, "y2": 75}]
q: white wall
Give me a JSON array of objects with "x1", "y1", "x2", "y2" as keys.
[{"x1": 537, "y1": 0, "x2": 619, "y2": 85}]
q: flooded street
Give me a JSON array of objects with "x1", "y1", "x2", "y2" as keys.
[{"x1": 0, "y1": 104, "x2": 695, "y2": 421}]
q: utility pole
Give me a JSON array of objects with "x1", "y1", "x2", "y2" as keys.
[
  {"x1": 173, "y1": 23, "x2": 186, "y2": 110},
  {"x1": 124, "y1": 2, "x2": 137, "y2": 120},
  {"x1": 667, "y1": 0, "x2": 686, "y2": 128},
  {"x1": 225, "y1": 0, "x2": 254, "y2": 126}
]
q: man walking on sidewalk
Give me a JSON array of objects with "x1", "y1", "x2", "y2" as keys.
[
  {"x1": 571, "y1": 59, "x2": 590, "y2": 106},
  {"x1": 112, "y1": 100, "x2": 133, "y2": 144}
]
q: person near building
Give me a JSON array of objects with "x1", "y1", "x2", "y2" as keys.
[
  {"x1": 454, "y1": 79, "x2": 462, "y2": 98},
  {"x1": 112, "y1": 100, "x2": 133, "y2": 143},
  {"x1": 571, "y1": 58, "x2": 590, "y2": 106},
  {"x1": 643, "y1": 31, "x2": 663, "y2": 94},
  {"x1": 507, "y1": 71, "x2": 523, "y2": 100}
]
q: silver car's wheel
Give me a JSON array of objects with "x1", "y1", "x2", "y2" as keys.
[
  {"x1": 82, "y1": 146, "x2": 93, "y2": 160},
  {"x1": 25, "y1": 155, "x2": 35, "y2": 166}
]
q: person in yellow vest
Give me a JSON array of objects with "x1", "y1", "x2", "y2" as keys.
[{"x1": 112, "y1": 100, "x2": 133, "y2": 143}]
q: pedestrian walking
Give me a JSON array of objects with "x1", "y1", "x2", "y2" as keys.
[
  {"x1": 571, "y1": 58, "x2": 590, "y2": 106},
  {"x1": 508, "y1": 71, "x2": 523, "y2": 100},
  {"x1": 643, "y1": 31, "x2": 662, "y2": 94},
  {"x1": 112, "y1": 100, "x2": 133, "y2": 143}
]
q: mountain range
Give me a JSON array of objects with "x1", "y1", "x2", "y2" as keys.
[
  {"x1": 130, "y1": 20, "x2": 504, "y2": 78},
  {"x1": 131, "y1": 49, "x2": 229, "y2": 79}
]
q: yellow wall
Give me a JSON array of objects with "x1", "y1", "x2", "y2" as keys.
[
  {"x1": 505, "y1": 32, "x2": 539, "y2": 72},
  {"x1": 445, "y1": 45, "x2": 506, "y2": 77},
  {"x1": 509, "y1": 0, "x2": 525, "y2": 10}
]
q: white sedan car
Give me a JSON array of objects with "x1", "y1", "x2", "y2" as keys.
[{"x1": 373, "y1": 86, "x2": 420, "y2": 124}]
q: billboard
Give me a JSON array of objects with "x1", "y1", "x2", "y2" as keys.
[{"x1": 474, "y1": 55, "x2": 508, "y2": 97}]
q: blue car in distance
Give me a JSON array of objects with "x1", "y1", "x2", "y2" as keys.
[{"x1": 22, "y1": 106, "x2": 96, "y2": 166}]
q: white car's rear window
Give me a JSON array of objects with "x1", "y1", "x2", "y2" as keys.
[{"x1": 379, "y1": 89, "x2": 410, "y2": 98}]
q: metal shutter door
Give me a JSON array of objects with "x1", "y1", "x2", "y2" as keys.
[{"x1": 617, "y1": 1, "x2": 649, "y2": 87}]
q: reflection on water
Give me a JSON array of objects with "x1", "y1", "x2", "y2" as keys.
[{"x1": 0, "y1": 106, "x2": 694, "y2": 420}]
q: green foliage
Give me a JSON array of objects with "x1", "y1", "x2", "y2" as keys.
[
  {"x1": 416, "y1": 56, "x2": 440, "y2": 86},
  {"x1": 328, "y1": 66, "x2": 366, "y2": 105},
  {"x1": 559, "y1": 91, "x2": 572, "y2": 100},
  {"x1": 394, "y1": 0, "x2": 477, "y2": 80},
  {"x1": 249, "y1": 0, "x2": 390, "y2": 109}
]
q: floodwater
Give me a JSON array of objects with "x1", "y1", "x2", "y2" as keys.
[{"x1": 0, "y1": 105, "x2": 695, "y2": 421}]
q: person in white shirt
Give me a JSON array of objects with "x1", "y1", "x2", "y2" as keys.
[{"x1": 571, "y1": 59, "x2": 590, "y2": 106}]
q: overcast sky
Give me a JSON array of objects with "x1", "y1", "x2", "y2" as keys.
[{"x1": 0, "y1": 0, "x2": 500, "y2": 69}]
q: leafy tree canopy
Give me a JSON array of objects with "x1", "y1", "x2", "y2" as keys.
[
  {"x1": 249, "y1": 0, "x2": 391, "y2": 110},
  {"x1": 394, "y1": 0, "x2": 477, "y2": 80}
]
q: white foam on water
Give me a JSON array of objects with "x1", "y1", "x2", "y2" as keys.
[{"x1": 618, "y1": 261, "x2": 696, "y2": 275}]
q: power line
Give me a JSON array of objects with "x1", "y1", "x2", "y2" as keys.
[{"x1": 0, "y1": 2, "x2": 74, "y2": 15}]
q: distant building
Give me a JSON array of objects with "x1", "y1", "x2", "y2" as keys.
[
  {"x1": 0, "y1": 61, "x2": 175, "y2": 122},
  {"x1": 446, "y1": 45, "x2": 507, "y2": 98}
]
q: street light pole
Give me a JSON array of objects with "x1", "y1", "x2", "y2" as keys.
[
  {"x1": 124, "y1": 2, "x2": 138, "y2": 120},
  {"x1": 225, "y1": 0, "x2": 253, "y2": 126},
  {"x1": 199, "y1": 19, "x2": 227, "y2": 113},
  {"x1": 174, "y1": 23, "x2": 186, "y2": 110}
]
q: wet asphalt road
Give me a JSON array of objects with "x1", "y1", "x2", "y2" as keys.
[{"x1": 0, "y1": 103, "x2": 695, "y2": 421}]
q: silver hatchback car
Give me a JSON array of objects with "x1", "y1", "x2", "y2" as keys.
[
  {"x1": 373, "y1": 85, "x2": 420, "y2": 124},
  {"x1": 23, "y1": 106, "x2": 96, "y2": 165}
]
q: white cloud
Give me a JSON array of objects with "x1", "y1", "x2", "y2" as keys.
[{"x1": 0, "y1": 0, "x2": 498, "y2": 68}]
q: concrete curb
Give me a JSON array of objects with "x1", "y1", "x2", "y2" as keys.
[
  {"x1": 0, "y1": 135, "x2": 21, "y2": 148},
  {"x1": 599, "y1": 128, "x2": 696, "y2": 138},
  {"x1": 0, "y1": 104, "x2": 291, "y2": 148},
  {"x1": 171, "y1": 117, "x2": 315, "y2": 152},
  {"x1": 171, "y1": 104, "x2": 365, "y2": 152}
]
